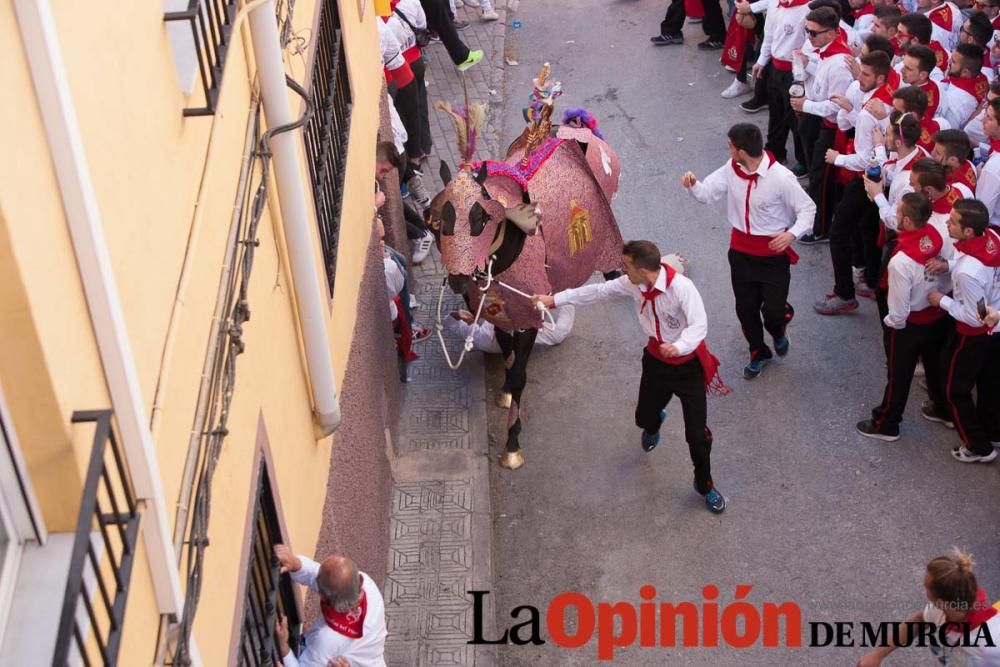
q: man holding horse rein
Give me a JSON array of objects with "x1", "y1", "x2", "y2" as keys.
[{"x1": 532, "y1": 240, "x2": 729, "y2": 514}]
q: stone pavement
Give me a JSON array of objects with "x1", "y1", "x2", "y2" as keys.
[{"x1": 382, "y1": 3, "x2": 514, "y2": 665}]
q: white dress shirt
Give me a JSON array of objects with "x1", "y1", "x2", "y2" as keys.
[
  {"x1": 443, "y1": 305, "x2": 576, "y2": 353},
  {"x1": 836, "y1": 80, "x2": 865, "y2": 131},
  {"x1": 384, "y1": 256, "x2": 404, "y2": 321},
  {"x1": 801, "y1": 42, "x2": 856, "y2": 122},
  {"x1": 977, "y1": 151, "x2": 1000, "y2": 227},
  {"x1": 925, "y1": 1, "x2": 963, "y2": 50},
  {"x1": 687, "y1": 153, "x2": 815, "y2": 238},
  {"x1": 553, "y1": 265, "x2": 708, "y2": 356},
  {"x1": 940, "y1": 246, "x2": 997, "y2": 326},
  {"x1": 833, "y1": 95, "x2": 892, "y2": 172},
  {"x1": 283, "y1": 558, "x2": 388, "y2": 667},
  {"x1": 942, "y1": 77, "x2": 988, "y2": 129},
  {"x1": 872, "y1": 146, "x2": 926, "y2": 227},
  {"x1": 884, "y1": 245, "x2": 949, "y2": 328},
  {"x1": 757, "y1": 2, "x2": 811, "y2": 67}
]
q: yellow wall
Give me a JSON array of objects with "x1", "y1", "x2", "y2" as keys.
[{"x1": 1, "y1": 0, "x2": 384, "y2": 663}]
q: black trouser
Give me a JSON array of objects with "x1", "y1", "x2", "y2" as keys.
[
  {"x1": 408, "y1": 58, "x2": 433, "y2": 159},
  {"x1": 764, "y1": 67, "x2": 805, "y2": 165},
  {"x1": 871, "y1": 318, "x2": 950, "y2": 432},
  {"x1": 728, "y1": 249, "x2": 791, "y2": 360},
  {"x1": 736, "y1": 16, "x2": 767, "y2": 84},
  {"x1": 391, "y1": 80, "x2": 421, "y2": 164},
  {"x1": 660, "y1": 0, "x2": 726, "y2": 40},
  {"x1": 803, "y1": 124, "x2": 839, "y2": 237},
  {"x1": 943, "y1": 330, "x2": 1000, "y2": 455},
  {"x1": 636, "y1": 350, "x2": 714, "y2": 494},
  {"x1": 830, "y1": 178, "x2": 881, "y2": 300},
  {"x1": 404, "y1": 202, "x2": 428, "y2": 240},
  {"x1": 419, "y1": 0, "x2": 470, "y2": 64}
]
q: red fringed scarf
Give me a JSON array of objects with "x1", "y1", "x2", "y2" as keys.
[
  {"x1": 320, "y1": 586, "x2": 368, "y2": 639},
  {"x1": 393, "y1": 296, "x2": 419, "y2": 362},
  {"x1": 644, "y1": 264, "x2": 733, "y2": 397},
  {"x1": 955, "y1": 228, "x2": 1000, "y2": 267},
  {"x1": 879, "y1": 224, "x2": 943, "y2": 289}
]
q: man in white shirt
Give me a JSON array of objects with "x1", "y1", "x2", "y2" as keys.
[
  {"x1": 856, "y1": 192, "x2": 950, "y2": 440},
  {"x1": 919, "y1": 0, "x2": 964, "y2": 49},
  {"x1": 942, "y1": 43, "x2": 990, "y2": 128},
  {"x1": 927, "y1": 200, "x2": 1000, "y2": 462},
  {"x1": 899, "y1": 44, "x2": 946, "y2": 117},
  {"x1": 444, "y1": 305, "x2": 576, "y2": 353},
  {"x1": 974, "y1": 96, "x2": 1000, "y2": 223},
  {"x1": 682, "y1": 123, "x2": 815, "y2": 379},
  {"x1": 532, "y1": 240, "x2": 729, "y2": 514},
  {"x1": 274, "y1": 545, "x2": 388, "y2": 667}
]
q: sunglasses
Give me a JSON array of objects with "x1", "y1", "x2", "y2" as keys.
[{"x1": 805, "y1": 27, "x2": 833, "y2": 37}]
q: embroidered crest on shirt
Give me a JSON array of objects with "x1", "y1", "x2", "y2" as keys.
[
  {"x1": 665, "y1": 314, "x2": 681, "y2": 329},
  {"x1": 988, "y1": 234, "x2": 998, "y2": 255},
  {"x1": 484, "y1": 293, "x2": 511, "y2": 324},
  {"x1": 784, "y1": 24, "x2": 794, "y2": 34},
  {"x1": 919, "y1": 235, "x2": 934, "y2": 253},
  {"x1": 567, "y1": 199, "x2": 592, "y2": 255}
]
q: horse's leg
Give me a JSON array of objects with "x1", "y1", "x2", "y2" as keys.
[
  {"x1": 499, "y1": 328, "x2": 538, "y2": 470},
  {"x1": 494, "y1": 327, "x2": 514, "y2": 408}
]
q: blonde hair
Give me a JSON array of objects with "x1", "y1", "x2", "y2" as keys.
[{"x1": 926, "y1": 548, "x2": 978, "y2": 607}]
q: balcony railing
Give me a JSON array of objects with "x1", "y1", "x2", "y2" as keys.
[
  {"x1": 164, "y1": 0, "x2": 239, "y2": 116},
  {"x1": 303, "y1": 0, "x2": 353, "y2": 292},
  {"x1": 53, "y1": 410, "x2": 141, "y2": 667}
]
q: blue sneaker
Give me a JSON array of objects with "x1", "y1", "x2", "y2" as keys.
[
  {"x1": 774, "y1": 335, "x2": 790, "y2": 357},
  {"x1": 705, "y1": 488, "x2": 726, "y2": 513},
  {"x1": 641, "y1": 430, "x2": 659, "y2": 452},
  {"x1": 743, "y1": 358, "x2": 766, "y2": 379}
]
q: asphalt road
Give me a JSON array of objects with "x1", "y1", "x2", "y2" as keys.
[{"x1": 484, "y1": 0, "x2": 1000, "y2": 665}]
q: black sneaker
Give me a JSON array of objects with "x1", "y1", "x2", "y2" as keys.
[
  {"x1": 739, "y1": 98, "x2": 768, "y2": 113},
  {"x1": 856, "y1": 419, "x2": 901, "y2": 442},
  {"x1": 651, "y1": 33, "x2": 684, "y2": 45},
  {"x1": 799, "y1": 233, "x2": 829, "y2": 245},
  {"x1": 698, "y1": 39, "x2": 724, "y2": 50},
  {"x1": 774, "y1": 334, "x2": 790, "y2": 357},
  {"x1": 704, "y1": 488, "x2": 727, "y2": 513},
  {"x1": 921, "y1": 401, "x2": 954, "y2": 429}
]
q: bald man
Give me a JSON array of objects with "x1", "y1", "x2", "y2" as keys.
[{"x1": 274, "y1": 545, "x2": 387, "y2": 667}]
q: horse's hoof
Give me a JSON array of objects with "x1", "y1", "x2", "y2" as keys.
[
  {"x1": 499, "y1": 449, "x2": 524, "y2": 470},
  {"x1": 496, "y1": 392, "x2": 512, "y2": 409}
]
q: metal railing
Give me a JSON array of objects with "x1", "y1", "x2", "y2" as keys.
[
  {"x1": 237, "y1": 465, "x2": 300, "y2": 666},
  {"x1": 164, "y1": 0, "x2": 240, "y2": 116},
  {"x1": 53, "y1": 410, "x2": 141, "y2": 667},
  {"x1": 303, "y1": 0, "x2": 353, "y2": 292}
]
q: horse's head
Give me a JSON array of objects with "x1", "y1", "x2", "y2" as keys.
[{"x1": 429, "y1": 161, "x2": 540, "y2": 295}]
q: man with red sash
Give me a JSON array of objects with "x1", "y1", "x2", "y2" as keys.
[
  {"x1": 817, "y1": 52, "x2": 896, "y2": 307},
  {"x1": 919, "y1": 0, "x2": 963, "y2": 49},
  {"x1": 910, "y1": 158, "x2": 961, "y2": 262},
  {"x1": 942, "y1": 43, "x2": 990, "y2": 127},
  {"x1": 975, "y1": 97, "x2": 1000, "y2": 224},
  {"x1": 791, "y1": 7, "x2": 856, "y2": 243},
  {"x1": 274, "y1": 545, "x2": 388, "y2": 666},
  {"x1": 851, "y1": 0, "x2": 877, "y2": 33},
  {"x1": 932, "y1": 128, "x2": 977, "y2": 195},
  {"x1": 533, "y1": 241, "x2": 730, "y2": 513},
  {"x1": 856, "y1": 193, "x2": 950, "y2": 440},
  {"x1": 898, "y1": 14, "x2": 950, "y2": 79},
  {"x1": 890, "y1": 86, "x2": 946, "y2": 153},
  {"x1": 900, "y1": 44, "x2": 944, "y2": 117},
  {"x1": 927, "y1": 200, "x2": 1000, "y2": 463},
  {"x1": 683, "y1": 123, "x2": 815, "y2": 379}
]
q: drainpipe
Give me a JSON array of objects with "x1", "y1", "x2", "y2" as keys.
[
  {"x1": 13, "y1": 1, "x2": 201, "y2": 664},
  {"x1": 249, "y1": 1, "x2": 341, "y2": 437}
]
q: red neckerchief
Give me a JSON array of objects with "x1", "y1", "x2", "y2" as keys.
[
  {"x1": 731, "y1": 151, "x2": 777, "y2": 233},
  {"x1": 854, "y1": 2, "x2": 875, "y2": 18},
  {"x1": 931, "y1": 186, "x2": 962, "y2": 214},
  {"x1": 928, "y1": 3, "x2": 954, "y2": 31},
  {"x1": 320, "y1": 585, "x2": 368, "y2": 639},
  {"x1": 891, "y1": 36, "x2": 902, "y2": 56},
  {"x1": 870, "y1": 77, "x2": 897, "y2": 106},
  {"x1": 778, "y1": 0, "x2": 810, "y2": 7},
  {"x1": 820, "y1": 34, "x2": 853, "y2": 59},
  {"x1": 947, "y1": 74, "x2": 990, "y2": 103},
  {"x1": 928, "y1": 40, "x2": 949, "y2": 73},
  {"x1": 641, "y1": 264, "x2": 676, "y2": 341},
  {"x1": 955, "y1": 228, "x2": 1000, "y2": 266},
  {"x1": 947, "y1": 160, "x2": 978, "y2": 192},
  {"x1": 880, "y1": 224, "x2": 943, "y2": 287},
  {"x1": 918, "y1": 117, "x2": 941, "y2": 151},
  {"x1": 920, "y1": 80, "x2": 941, "y2": 118},
  {"x1": 989, "y1": 137, "x2": 1000, "y2": 156},
  {"x1": 993, "y1": 14, "x2": 1000, "y2": 29},
  {"x1": 944, "y1": 589, "x2": 1000, "y2": 635}
]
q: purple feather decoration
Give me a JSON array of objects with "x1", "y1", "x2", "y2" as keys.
[{"x1": 562, "y1": 107, "x2": 605, "y2": 140}]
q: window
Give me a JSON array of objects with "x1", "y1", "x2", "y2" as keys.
[
  {"x1": 237, "y1": 463, "x2": 301, "y2": 666},
  {"x1": 302, "y1": 0, "x2": 353, "y2": 292}
]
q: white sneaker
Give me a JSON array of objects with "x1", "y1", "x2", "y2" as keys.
[
  {"x1": 409, "y1": 294, "x2": 421, "y2": 310},
  {"x1": 721, "y1": 78, "x2": 751, "y2": 99},
  {"x1": 411, "y1": 230, "x2": 434, "y2": 264},
  {"x1": 482, "y1": 9, "x2": 500, "y2": 20}
]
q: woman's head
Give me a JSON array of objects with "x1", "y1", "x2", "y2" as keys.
[{"x1": 924, "y1": 548, "x2": 978, "y2": 621}]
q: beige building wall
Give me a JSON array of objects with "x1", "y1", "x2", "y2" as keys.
[{"x1": 0, "y1": 0, "x2": 391, "y2": 663}]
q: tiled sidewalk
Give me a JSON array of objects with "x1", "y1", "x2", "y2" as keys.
[{"x1": 382, "y1": 3, "x2": 512, "y2": 665}]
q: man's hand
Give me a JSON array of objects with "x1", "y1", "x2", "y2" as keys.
[
  {"x1": 790, "y1": 96, "x2": 806, "y2": 112},
  {"x1": 274, "y1": 545, "x2": 302, "y2": 574},
  {"x1": 982, "y1": 307, "x2": 1000, "y2": 327},
  {"x1": 864, "y1": 98, "x2": 889, "y2": 120},
  {"x1": 829, "y1": 94, "x2": 853, "y2": 112},
  {"x1": 681, "y1": 171, "x2": 698, "y2": 188},
  {"x1": 374, "y1": 190, "x2": 386, "y2": 210},
  {"x1": 751, "y1": 63, "x2": 764, "y2": 81},
  {"x1": 925, "y1": 258, "x2": 948, "y2": 275},
  {"x1": 855, "y1": 651, "x2": 883, "y2": 667},
  {"x1": 532, "y1": 294, "x2": 555, "y2": 309},
  {"x1": 276, "y1": 615, "x2": 291, "y2": 657},
  {"x1": 844, "y1": 54, "x2": 861, "y2": 78},
  {"x1": 768, "y1": 231, "x2": 795, "y2": 252},
  {"x1": 927, "y1": 291, "x2": 944, "y2": 307},
  {"x1": 450, "y1": 309, "x2": 475, "y2": 323},
  {"x1": 658, "y1": 342, "x2": 680, "y2": 358},
  {"x1": 862, "y1": 174, "x2": 883, "y2": 201},
  {"x1": 870, "y1": 126, "x2": 886, "y2": 147},
  {"x1": 327, "y1": 659, "x2": 350, "y2": 667},
  {"x1": 824, "y1": 149, "x2": 840, "y2": 165},
  {"x1": 735, "y1": 0, "x2": 751, "y2": 14}
]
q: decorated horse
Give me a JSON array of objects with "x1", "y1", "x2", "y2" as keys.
[{"x1": 428, "y1": 65, "x2": 670, "y2": 470}]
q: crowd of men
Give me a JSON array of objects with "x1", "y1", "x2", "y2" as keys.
[{"x1": 656, "y1": 0, "x2": 1000, "y2": 462}]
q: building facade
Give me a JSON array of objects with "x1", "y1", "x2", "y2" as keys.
[{"x1": 0, "y1": 0, "x2": 398, "y2": 664}]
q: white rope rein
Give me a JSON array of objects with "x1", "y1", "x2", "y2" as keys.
[{"x1": 434, "y1": 256, "x2": 555, "y2": 370}]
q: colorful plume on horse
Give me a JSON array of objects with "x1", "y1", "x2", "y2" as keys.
[
  {"x1": 435, "y1": 101, "x2": 486, "y2": 164},
  {"x1": 562, "y1": 107, "x2": 604, "y2": 140}
]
